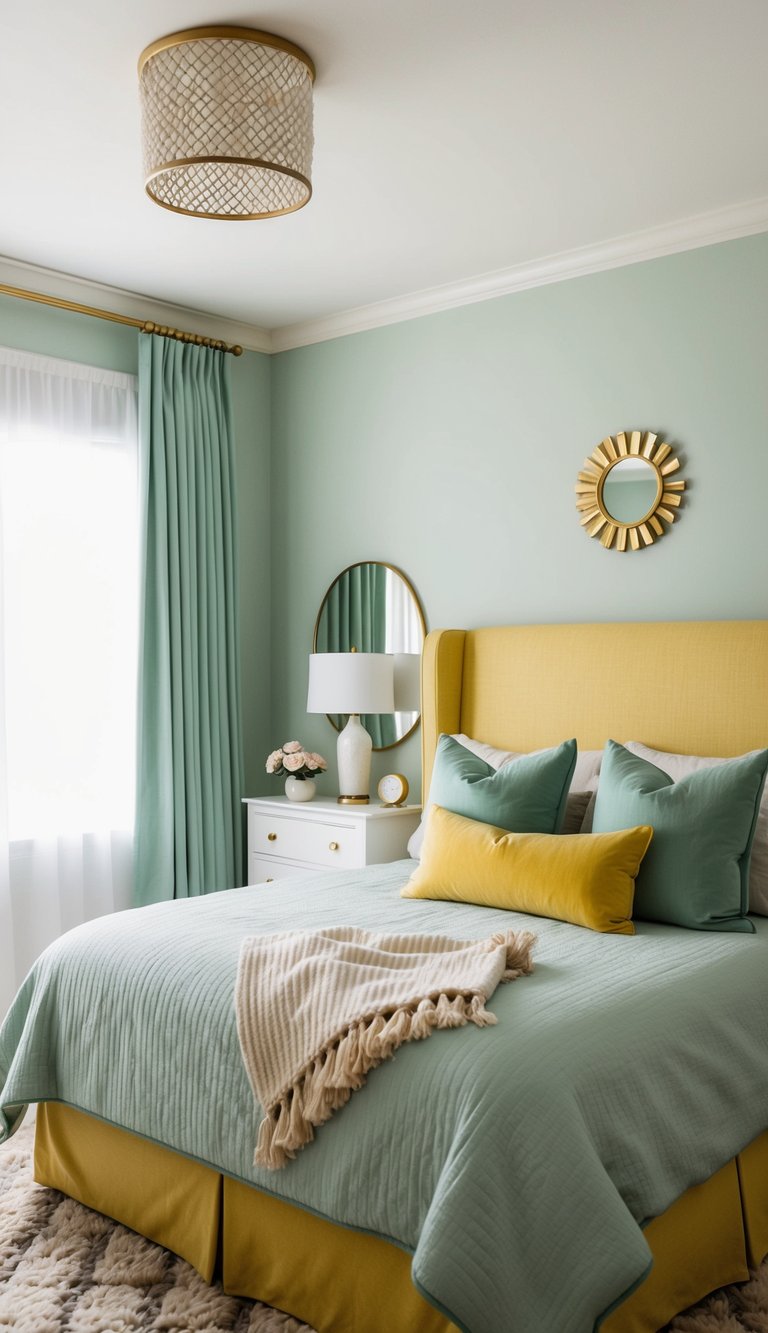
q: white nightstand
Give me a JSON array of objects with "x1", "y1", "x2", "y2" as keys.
[{"x1": 243, "y1": 796, "x2": 422, "y2": 885}]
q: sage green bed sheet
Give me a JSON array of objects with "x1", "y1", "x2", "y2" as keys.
[{"x1": 2, "y1": 862, "x2": 768, "y2": 1333}]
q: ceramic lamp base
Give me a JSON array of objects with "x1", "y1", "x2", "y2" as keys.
[{"x1": 337, "y1": 713, "x2": 373, "y2": 803}]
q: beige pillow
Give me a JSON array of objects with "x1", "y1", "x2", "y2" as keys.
[
  {"x1": 560, "y1": 789, "x2": 594, "y2": 835},
  {"x1": 581, "y1": 791, "x2": 597, "y2": 834},
  {"x1": 624, "y1": 741, "x2": 768, "y2": 917},
  {"x1": 406, "y1": 735, "x2": 602, "y2": 859}
]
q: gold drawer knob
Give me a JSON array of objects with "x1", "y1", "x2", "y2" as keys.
[
  {"x1": 267, "y1": 832, "x2": 277, "y2": 841},
  {"x1": 329, "y1": 841, "x2": 340, "y2": 852},
  {"x1": 266, "y1": 877, "x2": 274, "y2": 883}
]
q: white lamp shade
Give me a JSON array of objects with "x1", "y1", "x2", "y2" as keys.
[
  {"x1": 307, "y1": 653, "x2": 395, "y2": 715},
  {"x1": 393, "y1": 654, "x2": 421, "y2": 713}
]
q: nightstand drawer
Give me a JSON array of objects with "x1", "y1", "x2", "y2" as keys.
[
  {"x1": 248, "y1": 810, "x2": 364, "y2": 869},
  {"x1": 243, "y1": 797, "x2": 422, "y2": 878},
  {"x1": 249, "y1": 855, "x2": 318, "y2": 885}
]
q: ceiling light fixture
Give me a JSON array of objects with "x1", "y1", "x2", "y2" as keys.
[{"x1": 138, "y1": 25, "x2": 314, "y2": 221}]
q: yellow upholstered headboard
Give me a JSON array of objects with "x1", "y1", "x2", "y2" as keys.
[{"x1": 421, "y1": 621, "x2": 768, "y2": 803}]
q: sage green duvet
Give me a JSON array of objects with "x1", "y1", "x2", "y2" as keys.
[{"x1": 2, "y1": 862, "x2": 768, "y2": 1333}]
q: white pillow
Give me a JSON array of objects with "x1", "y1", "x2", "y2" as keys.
[
  {"x1": 620, "y1": 741, "x2": 768, "y2": 916},
  {"x1": 407, "y1": 735, "x2": 602, "y2": 859}
]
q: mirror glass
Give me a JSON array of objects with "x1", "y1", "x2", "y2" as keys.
[
  {"x1": 601, "y1": 457, "x2": 660, "y2": 524},
  {"x1": 314, "y1": 562, "x2": 426, "y2": 749}
]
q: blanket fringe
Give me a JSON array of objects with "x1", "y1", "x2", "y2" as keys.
[{"x1": 254, "y1": 929, "x2": 535, "y2": 1170}]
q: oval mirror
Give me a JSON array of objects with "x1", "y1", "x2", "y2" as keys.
[
  {"x1": 576, "y1": 430, "x2": 686, "y2": 551},
  {"x1": 313, "y1": 562, "x2": 426, "y2": 749},
  {"x1": 601, "y1": 457, "x2": 661, "y2": 524}
]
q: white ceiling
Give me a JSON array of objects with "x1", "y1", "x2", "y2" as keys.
[{"x1": 2, "y1": 0, "x2": 768, "y2": 338}]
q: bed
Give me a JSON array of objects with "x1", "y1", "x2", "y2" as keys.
[{"x1": 2, "y1": 618, "x2": 768, "y2": 1333}]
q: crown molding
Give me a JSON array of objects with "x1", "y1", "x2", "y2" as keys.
[
  {"x1": 3, "y1": 194, "x2": 768, "y2": 358},
  {"x1": 271, "y1": 195, "x2": 768, "y2": 352},
  {"x1": 0, "y1": 254, "x2": 272, "y2": 355}
]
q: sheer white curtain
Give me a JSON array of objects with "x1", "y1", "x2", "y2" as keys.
[
  {"x1": 385, "y1": 569, "x2": 421, "y2": 735},
  {"x1": 0, "y1": 346, "x2": 138, "y2": 1020}
]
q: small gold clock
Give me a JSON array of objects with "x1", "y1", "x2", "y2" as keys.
[{"x1": 377, "y1": 773, "x2": 409, "y2": 807}]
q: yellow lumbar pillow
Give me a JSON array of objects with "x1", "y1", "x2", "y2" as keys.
[{"x1": 402, "y1": 805, "x2": 653, "y2": 935}]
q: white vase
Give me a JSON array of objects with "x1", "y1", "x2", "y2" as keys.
[{"x1": 285, "y1": 775, "x2": 316, "y2": 802}]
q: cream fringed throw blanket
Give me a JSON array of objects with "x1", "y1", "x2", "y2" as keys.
[{"x1": 236, "y1": 925, "x2": 535, "y2": 1170}]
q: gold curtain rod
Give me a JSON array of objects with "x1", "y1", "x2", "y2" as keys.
[{"x1": 0, "y1": 282, "x2": 243, "y2": 356}]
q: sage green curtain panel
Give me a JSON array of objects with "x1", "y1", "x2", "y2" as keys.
[
  {"x1": 317, "y1": 563, "x2": 395, "y2": 747},
  {"x1": 317, "y1": 562, "x2": 387, "y2": 656},
  {"x1": 135, "y1": 335, "x2": 244, "y2": 905}
]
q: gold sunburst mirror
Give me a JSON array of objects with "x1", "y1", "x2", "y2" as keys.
[{"x1": 576, "y1": 431, "x2": 685, "y2": 551}]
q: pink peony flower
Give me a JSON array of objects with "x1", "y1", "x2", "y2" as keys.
[
  {"x1": 265, "y1": 749, "x2": 283, "y2": 774},
  {"x1": 265, "y1": 740, "x2": 325, "y2": 781}
]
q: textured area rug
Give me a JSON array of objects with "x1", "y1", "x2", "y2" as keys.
[
  {"x1": 0, "y1": 1126, "x2": 311, "y2": 1331},
  {"x1": 2, "y1": 1125, "x2": 767, "y2": 1332}
]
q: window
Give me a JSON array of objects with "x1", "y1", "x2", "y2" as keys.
[{"x1": 0, "y1": 345, "x2": 138, "y2": 1015}]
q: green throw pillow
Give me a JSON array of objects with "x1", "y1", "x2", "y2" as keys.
[
  {"x1": 592, "y1": 740, "x2": 768, "y2": 932},
  {"x1": 428, "y1": 734, "x2": 577, "y2": 835}
]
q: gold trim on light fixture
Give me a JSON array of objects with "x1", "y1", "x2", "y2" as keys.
[
  {"x1": 575, "y1": 431, "x2": 686, "y2": 551},
  {"x1": 138, "y1": 25, "x2": 315, "y2": 221},
  {"x1": 0, "y1": 282, "x2": 243, "y2": 355},
  {"x1": 143, "y1": 158, "x2": 313, "y2": 222},
  {"x1": 137, "y1": 26, "x2": 316, "y2": 81}
]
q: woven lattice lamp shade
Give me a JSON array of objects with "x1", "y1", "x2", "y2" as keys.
[{"x1": 138, "y1": 26, "x2": 314, "y2": 220}]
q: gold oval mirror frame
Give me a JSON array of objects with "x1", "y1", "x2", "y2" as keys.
[
  {"x1": 576, "y1": 430, "x2": 686, "y2": 551},
  {"x1": 313, "y1": 561, "x2": 426, "y2": 751}
]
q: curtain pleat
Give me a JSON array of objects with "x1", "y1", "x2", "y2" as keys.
[{"x1": 135, "y1": 335, "x2": 244, "y2": 905}]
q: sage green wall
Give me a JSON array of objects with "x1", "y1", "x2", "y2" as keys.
[
  {"x1": 0, "y1": 293, "x2": 272, "y2": 797},
  {"x1": 270, "y1": 232, "x2": 768, "y2": 799},
  {"x1": 4, "y1": 231, "x2": 768, "y2": 808}
]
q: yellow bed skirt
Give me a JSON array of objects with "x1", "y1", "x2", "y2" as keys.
[{"x1": 34, "y1": 1104, "x2": 768, "y2": 1333}]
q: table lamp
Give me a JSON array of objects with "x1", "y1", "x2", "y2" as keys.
[{"x1": 307, "y1": 652, "x2": 395, "y2": 803}]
